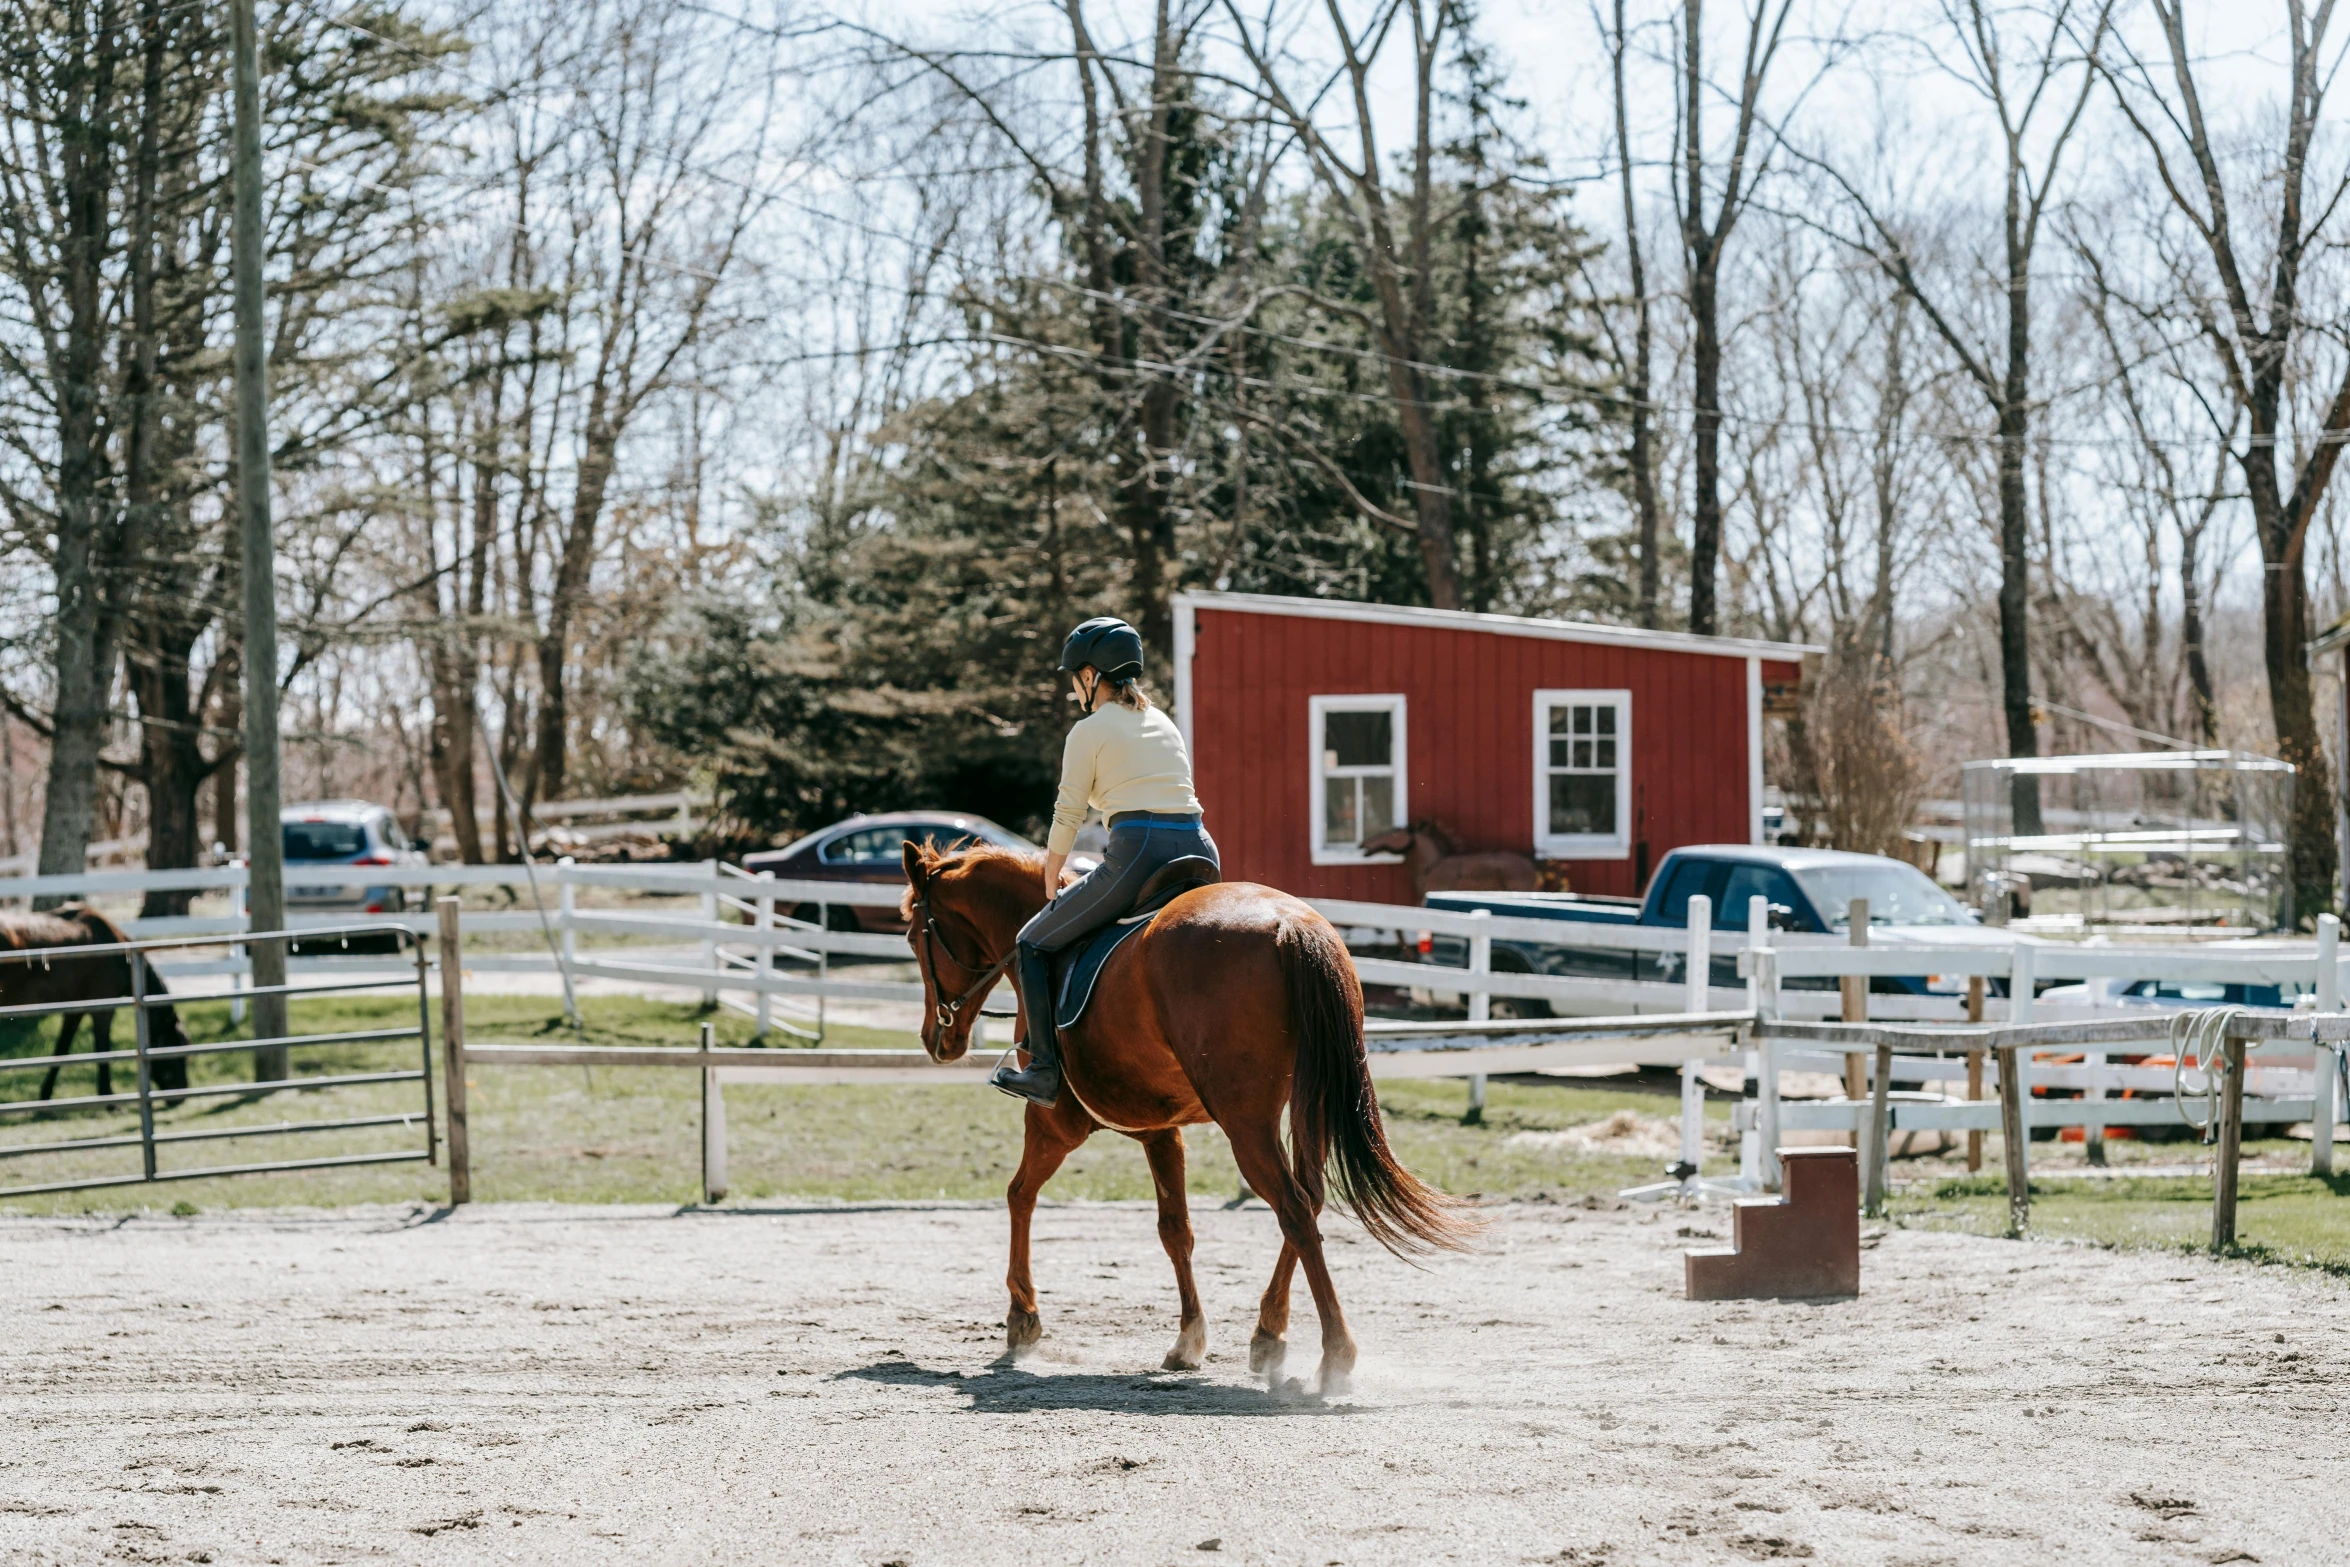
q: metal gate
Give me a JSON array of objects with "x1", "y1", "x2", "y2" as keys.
[{"x1": 0, "y1": 924, "x2": 437, "y2": 1199}]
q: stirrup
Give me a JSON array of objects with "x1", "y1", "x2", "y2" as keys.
[{"x1": 989, "y1": 1045, "x2": 1061, "y2": 1106}]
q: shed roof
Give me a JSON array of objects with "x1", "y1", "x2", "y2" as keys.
[{"x1": 1175, "y1": 591, "x2": 1821, "y2": 663}]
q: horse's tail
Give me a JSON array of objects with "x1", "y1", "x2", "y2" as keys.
[{"x1": 1279, "y1": 915, "x2": 1476, "y2": 1257}]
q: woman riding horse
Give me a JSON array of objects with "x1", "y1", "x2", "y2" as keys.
[
  {"x1": 991, "y1": 616, "x2": 1218, "y2": 1106},
  {"x1": 909, "y1": 616, "x2": 1468, "y2": 1391}
]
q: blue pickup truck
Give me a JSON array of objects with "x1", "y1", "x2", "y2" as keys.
[{"x1": 1422, "y1": 844, "x2": 2014, "y2": 1014}]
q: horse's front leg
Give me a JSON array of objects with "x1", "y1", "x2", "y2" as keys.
[
  {"x1": 36, "y1": 1012, "x2": 85, "y2": 1103},
  {"x1": 1140, "y1": 1128, "x2": 1205, "y2": 1370},
  {"x1": 1004, "y1": 1104, "x2": 1089, "y2": 1359}
]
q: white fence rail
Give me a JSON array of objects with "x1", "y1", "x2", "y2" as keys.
[{"x1": 8, "y1": 862, "x2": 2350, "y2": 1027}]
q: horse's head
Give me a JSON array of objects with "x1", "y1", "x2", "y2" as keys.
[
  {"x1": 1360, "y1": 825, "x2": 1417, "y2": 858},
  {"x1": 901, "y1": 839, "x2": 1043, "y2": 1062}
]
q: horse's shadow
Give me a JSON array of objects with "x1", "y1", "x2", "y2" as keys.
[{"x1": 832, "y1": 1357, "x2": 1358, "y2": 1418}]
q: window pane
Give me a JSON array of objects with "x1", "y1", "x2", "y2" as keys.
[
  {"x1": 1573, "y1": 706, "x2": 1593, "y2": 735},
  {"x1": 1655, "y1": 859, "x2": 1721, "y2": 928},
  {"x1": 1324, "y1": 776, "x2": 1358, "y2": 844},
  {"x1": 1362, "y1": 775, "x2": 1395, "y2": 837},
  {"x1": 1715, "y1": 865, "x2": 1802, "y2": 930},
  {"x1": 1324, "y1": 710, "x2": 1392, "y2": 768},
  {"x1": 1572, "y1": 740, "x2": 1592, "y2": 768},
  {"x1": 1596, "y1": 707, "x2": 1616, "y2": 736},
  {"x1": 284, "y1": 822, "x2": 367, "y2": 861},
  {"x1": 1549, "y1": 706, "x2": 1570, "y2": 735},
  {"x1": 1595, "y1": 739, "x2": 1616, "y2": 769},
  {"x1": 1549, "y1": 774, "x2": 1615, "y2": 836}
]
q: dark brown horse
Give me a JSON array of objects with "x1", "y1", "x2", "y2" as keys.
[
  {"x1": 901, "y1": 841, "x2": 1470, "y2": 1393},
  {"x1": 1361, "y1": 819, "x2": 1542, "y2": 903},
  {"x1": 0, "y1": 907, "x2": 190, "y2": 1103}
]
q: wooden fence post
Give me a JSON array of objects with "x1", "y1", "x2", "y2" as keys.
[
  {"x1": 700, "y1": 1020, "x2": 727, "y2": 1204},
  {"x1": 699, "y1": 858, "x2": 720, "y2": 1007},
  {"x1": 2314, "y1": 914, "x2": 2339, "y2": 1179},
  {"x1": 1864, "y1": 1040, "x2": 1893, "y2": 1217},
  {"x1": 1966, "y1": 976, "x2": 1985, "y2": 1174},
  {"x1": 1749, "y1": 895, "x2": 1782, "y2": 1191},
  {"x1": 1843, "y1": 899, "x2": 1869, "y2": 1170},
  {"x1": 1997, "y1": 1043, "x2": 2029, "y2": 1235},
  {"x1": 438, "y1": 896, "x2": 470, "y2": 1206},
  {"x1": 754, "y1": 871, "x2": 775, "y2": 1040},
  {"x1": 2211, "y1": 1033, "x2": 2244, "y2": 1253},
  {"x1": 1465, "y1": 908, "x2": 1490, "y2": 1122}
]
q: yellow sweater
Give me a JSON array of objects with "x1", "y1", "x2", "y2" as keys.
[{"x1": 1048, "y1": 702, "x2": 1202, "y2": 855}]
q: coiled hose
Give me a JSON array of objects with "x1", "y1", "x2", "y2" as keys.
[{"x1": 2168, "y1": 1006, "x2": 2242, "y2": 1142}]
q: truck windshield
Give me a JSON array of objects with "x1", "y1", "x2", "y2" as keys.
[{"x1": 1792, "y1": 864, "x2": 1972, "y2": 928}]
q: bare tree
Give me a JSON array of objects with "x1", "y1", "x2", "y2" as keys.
[
  {"x1": 1675, "y1": 0, "x2": 1795, "y2": 635},
  {"x1": 1599, "y1": 0, "x2": 1668, "y2": 627},
  {"x1": 1224, "y1": 0, "x2": 1468, "y2": 608},
  {"x1": 2103, "y1": 0, "x2": 2350, "y2": 918},
  {"x1": 1805, "y1": 1, "x2": 2111, "y2": 832}
]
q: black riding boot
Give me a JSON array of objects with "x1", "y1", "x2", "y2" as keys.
[{"x1": 990, "y1": 943, "x2": 1063, "y2": 1106}]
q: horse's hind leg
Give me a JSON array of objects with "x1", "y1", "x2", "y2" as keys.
[
  {"x1": 1004, "y1": 1108, "x2": 1089, "y2": 1359},
  {"x1": 36, "y1": 1013, "x2": 85, "y2": 1103},
  {"x1": 1140, "y1": 1129, "x2": 1204, "y2": 1370},
  {"x1": 1225, "y1": 1124, "x2": 1356, "y2": 1396},
  {"x1": 1251, "y1": 1241, "x2": 1299, "y2": 1376},
  {"x1": 93, "y1": 1013, "x2": 111, "y2": 1101}
]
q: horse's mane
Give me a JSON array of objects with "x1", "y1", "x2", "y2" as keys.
[
  {"x1": 907, "y1": 839, "x2": 1042, "y2": 880},
  {"x1": 902, "y1": 839, "x2": 1046, "y2": 924}
]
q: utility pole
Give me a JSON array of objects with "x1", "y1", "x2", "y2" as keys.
[{"x1": 232, "y1": 0, "x2": 288, "y2": 1072}]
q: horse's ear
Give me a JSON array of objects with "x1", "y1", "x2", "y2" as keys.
[{"x1": 901, "y1": 840, "x2": 925, "y2": 884}]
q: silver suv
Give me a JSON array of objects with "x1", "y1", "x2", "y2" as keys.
[{"x1": 282, "y1": 801, "x2": 425, "y2": 915}]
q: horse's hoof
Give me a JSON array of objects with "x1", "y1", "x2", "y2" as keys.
[
  {"x1": 1162, "y1": 1319, "x2": 1206, "y2": 1372},
  {"x1": 1005, "y1": 1308, "x2": 1043, "y2": 1356},
  {"x1": 1248, "y1": 1328, "x2": 1286, "y2": 1377},
  {"x1": 1317, "y1": 1343, "x2": 1357, "y2": 1397}
]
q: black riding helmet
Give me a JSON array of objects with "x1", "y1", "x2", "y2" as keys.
[{"x1": 1058, "y1": 616, "x2": 1144, "y2": 683}]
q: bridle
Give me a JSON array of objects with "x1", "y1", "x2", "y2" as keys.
[{"x1": 910, "y1": 884, "x2": 1012, "y2": 1038}]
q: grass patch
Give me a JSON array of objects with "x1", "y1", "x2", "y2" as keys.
[
  {"x1": 1, "y1": 993, "x2": 1719, "y2": 1214},
  {"x1": 1888, "y1": 1162, "x2": 2350, "y2": 1272}
]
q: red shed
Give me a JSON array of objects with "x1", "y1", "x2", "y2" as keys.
[{"x1": 1171, "y1": 592, "x2": 1817, "y2": 901}]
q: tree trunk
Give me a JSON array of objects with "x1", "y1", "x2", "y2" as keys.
[
  {"x1": 1686, "y1": 256, "x2": 1723, "y2": 635},
  {"x1": 2180, "y1": 524, "x2": 2216, "y2": 743},
  {"x1": 129, "y1": 630, "x2": 205, "y2": 918},
  {"x1": 1611, "y1": 0, "x2": 1663, "y2": 629},
  {"x1": 535, "y1": 400, "x2": 618, "y2": 804},
  {"x1": 1123, "y1": 0, "x2": 1179, "y2": 661},
  {"x1": 37, "y1": 5, "x2": 127, "y2": 892}
]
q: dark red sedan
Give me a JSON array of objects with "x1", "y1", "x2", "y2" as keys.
[{"x1": 741, "y1": 811, "x2": 1064, "y2": 933}]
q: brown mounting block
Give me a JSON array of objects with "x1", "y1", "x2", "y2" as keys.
[
  {"x1": 900, "y1": 840, "x2": 1475, "y2": 1395},
  {"x1": 1683, "y1": 1148, "x2": 1860, "y2": 1300}
]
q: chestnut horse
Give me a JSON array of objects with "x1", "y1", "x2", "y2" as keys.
[{"x1": 901, "y1": 841, "x2": 1470, "y2": 1394}]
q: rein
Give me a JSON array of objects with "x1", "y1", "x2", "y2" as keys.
[{"x1": 911, "y1": 887, "x2": 1012, "y2": 1035}]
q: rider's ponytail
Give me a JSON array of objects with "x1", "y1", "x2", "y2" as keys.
[{"x1": 1106, "y1": 676, "x2": 1153, "y2": 712}]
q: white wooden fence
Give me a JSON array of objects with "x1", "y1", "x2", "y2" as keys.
[
  {"x1": 7, "y1": 859, "x2": 2350, "y2": 1027},
  {"x1": 9, "y1": 861, "x2": 2340, "y2": 1205}
]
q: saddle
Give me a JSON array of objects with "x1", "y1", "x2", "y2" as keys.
[{"x1": 1051, "y1": 856, "x2": 1220, "y2": 1030}]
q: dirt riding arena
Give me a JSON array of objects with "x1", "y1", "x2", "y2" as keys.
[{"x1": 4, "y1": 1200, "x2": 2345, "y2": 1566}]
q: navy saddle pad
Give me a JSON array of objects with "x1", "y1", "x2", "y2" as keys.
[{"x1": 1051, "y1": 856, "x2": 1219, "y2": 1030}]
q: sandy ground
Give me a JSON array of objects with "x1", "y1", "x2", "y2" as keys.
[{"x1": 3, "y1": 1200, "x2": 2345, "y2": 1567}]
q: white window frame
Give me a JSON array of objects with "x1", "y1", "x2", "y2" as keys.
[
  {"x1": 1532, "y1": 688, "x2": 1632, "y2": 859},
  {"x1": 1310, "y1": 694, "x2": 1408, "y2": 865}
]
